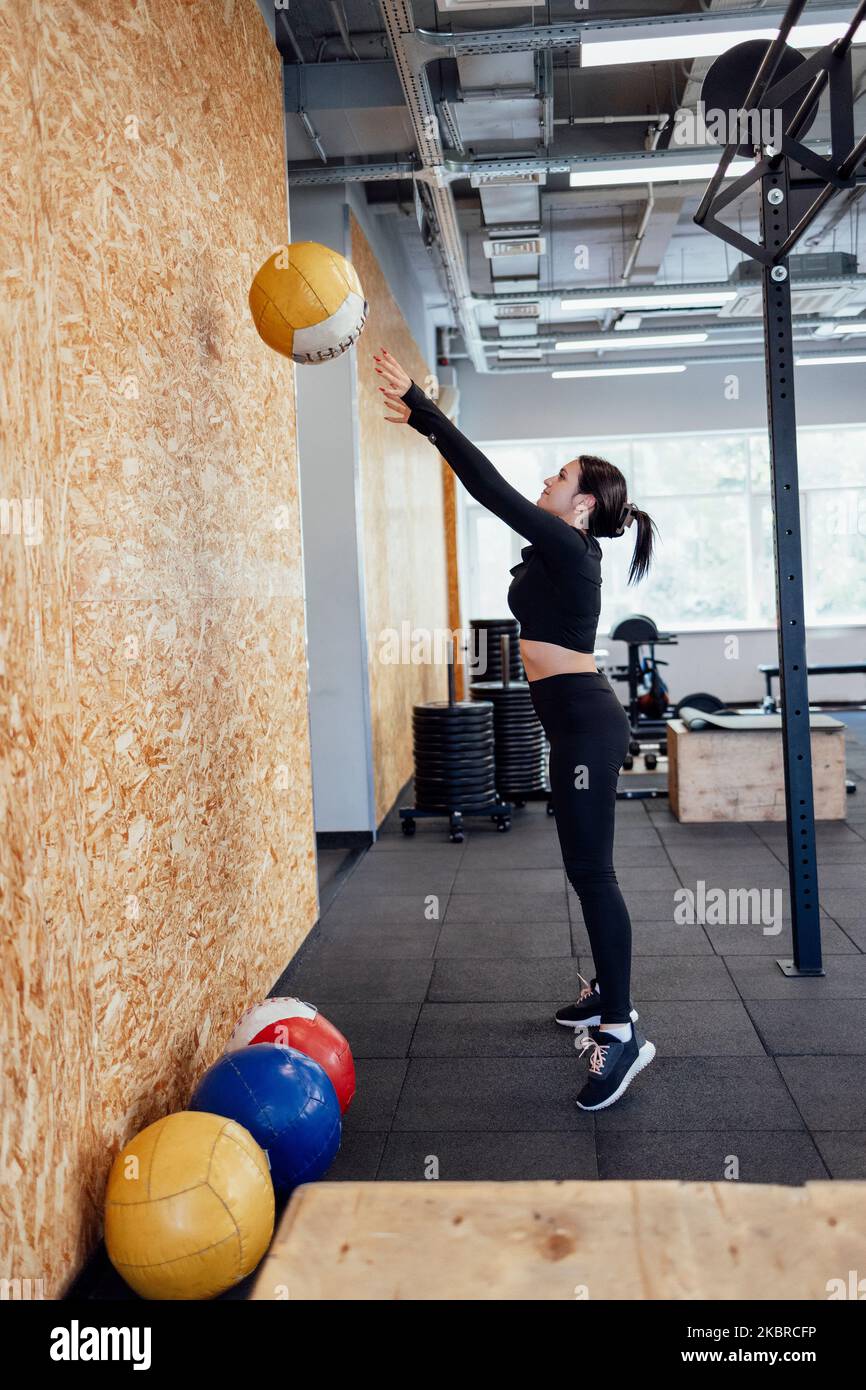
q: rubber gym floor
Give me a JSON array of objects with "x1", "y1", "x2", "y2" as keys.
[{"x1": 76, "y1": 713, "x2": 866, "y2": 1299}]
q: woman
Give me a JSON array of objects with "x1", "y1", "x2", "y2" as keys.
[{"x1": 375, "y1": 348, "x2": 657, "y2": 1112}]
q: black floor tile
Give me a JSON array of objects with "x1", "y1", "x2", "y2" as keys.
[
  {"x1": 340, "y1": 1059, "x2": 409, "y2": 1131},
  {"x1": 633, "y1": 1001, "x2": 765, "y2": 1056},
  {"x1": 429, "y1": 957, "x2": 584, "y2": 1002},
  {"x1": 378, "y1": 1130, "x2": 598, "y2": 1181},
  {"x1": 435, "y1": 917, "x2": 571, "y2": 959},
  {"x1": 323, "y1": 892, "x2": 449, "y2": 925},
  {"x1": 746, "y1": 1000, "x2": 866, "y2": 1055},
  {"x1": 591, "y1": 1058, "x2": 805, "y2": 1132},
  {"x1": 593, "y1": 955, "x2": 739, "y2": 1000},
  {"x1": 451, "y1": 867, "x2": 565, "y2": 895},
  {"x1": 776, "y1": 1056, "x2": 866, "y2": 1129},
  {"x1": 704, "y1": 918, "x2": 857, "y2": 955},
  {"x1": 596, "y1": 1130, "x2": 828, "y2": 1183},
  {"x1": 308, "y1": 1002, "x2": 421, "y2": 1058},
  {"x1": 810, "y1": 1132, "x2": 866, "y2": 1179},
  {"x1": 283, "y1": 951, "x2": 433, "y2": 1002},
  {"x1": 327, "y1": 1130, "x2": 388, "y2": 1181},
  {"x1": 392, "y1": 1057, "x2": 593, "y2": 1132},
  {"x1": 410, "y1": 1001, "x2": 577, "y2": 1056},
  {"x1": 445, "y1": 891, "x2": 568, "y2": 924},
  {"x1": 724, "y1": 952, "x2": 866, "y2": 999},
  {"x1": 317, "y1": 917, "x2": 441, "y2": 958}
]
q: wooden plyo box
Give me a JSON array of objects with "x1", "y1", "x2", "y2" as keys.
[
  {"x1": 250, "y1": 1179, "x2": 866, "y2": 1301},
  {"x1": 667, "y1": 718, "x2": 846, "y2": 823}
]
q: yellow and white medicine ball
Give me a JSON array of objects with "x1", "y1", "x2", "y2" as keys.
[
  {"x1": 104, "y1": 1111, "x2": 275, "y2": 1300},
  {"x1": 249, "y1": 241, "x2": 368, "y2": 365}
]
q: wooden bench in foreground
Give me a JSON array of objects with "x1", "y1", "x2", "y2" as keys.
[{"x1": 250, "y1": 1179, "x2": 866, "y2": 1301}]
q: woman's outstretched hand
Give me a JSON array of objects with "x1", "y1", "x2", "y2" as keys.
[{"x1": 374, "y1": 348, "x2": 413, "y2": 425}]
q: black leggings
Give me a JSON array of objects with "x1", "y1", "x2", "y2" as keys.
[{"x1": 529, "y1": 672, "x2": 634, "y2": 1024}]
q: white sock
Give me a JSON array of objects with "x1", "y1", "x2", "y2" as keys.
[{"x1": 601, "y1": 1022, "x2": 631, "y2": 1041}]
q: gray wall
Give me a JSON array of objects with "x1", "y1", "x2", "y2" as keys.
[{"x1": 290, "y1": 188, "x2": 375, "y2": 833}]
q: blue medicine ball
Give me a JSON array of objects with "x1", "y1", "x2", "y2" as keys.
[{"x1": 190, "y1": 1043, "x2": 341, "y2": 1195}]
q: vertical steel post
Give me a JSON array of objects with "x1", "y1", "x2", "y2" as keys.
[{"x1": 760, "y1": 161, "x2": 824, "y2": 976}]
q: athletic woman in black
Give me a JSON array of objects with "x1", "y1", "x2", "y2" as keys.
[{"x1": 375, "y1": 349, "x2": 657, "y2": 1111}]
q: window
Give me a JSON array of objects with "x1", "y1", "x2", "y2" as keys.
[{"x1": 461, "y1": 423, "x2": 866, "y2": 633}]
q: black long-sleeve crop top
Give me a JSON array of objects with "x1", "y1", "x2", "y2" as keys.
[{"x1": 402, "y1": 381, "x2": 602, "y2": 654}]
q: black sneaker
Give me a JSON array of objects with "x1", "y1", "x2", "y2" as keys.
[
  {"x1": 574, "y1": 1022, "x2": 656, "y2": 1111},
  {"x1": 554, "y1": 974, "x2": 638, "y2": 1029}
]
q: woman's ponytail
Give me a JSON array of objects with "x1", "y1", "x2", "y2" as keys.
[
  {"x1": 578, "y1": 455, "x2": 657, "y2": 583},
  {"x1": 623, "y1": 504, "x2": 657, "y2": 585}
]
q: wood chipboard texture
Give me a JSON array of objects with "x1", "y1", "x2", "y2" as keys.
[
  {"x1": 350, "y1": 216, "x2": 451, "y2": 827},
  {"x1": 0, "y1": 0, "x2": 317, "y2": 1294},
  {"x1": 252, "y1": 1179, "x2": 866, "y2": 1301}
]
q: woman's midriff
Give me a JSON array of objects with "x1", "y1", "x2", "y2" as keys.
[{"x1": 520, "y1": 638, "x2": 598, "y2": 683}]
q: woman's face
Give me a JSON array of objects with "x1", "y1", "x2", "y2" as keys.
[{"x1": 538, "y1": 459, "x2": 595, "y2": 524}]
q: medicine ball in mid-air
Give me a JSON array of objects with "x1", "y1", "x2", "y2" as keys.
[
  {"x1": 226, "y1": 996, "x2": 356, "y2": 1114},
  {"x1": 248, "y1": 241, "x2": 367, "y2": 365},
  {"x1": 104, "y1": 1111, "x2": 274, "y2": 1300},
  {"x1": 190, "y1": 1043, "x2": 342, "y2": 1196}
]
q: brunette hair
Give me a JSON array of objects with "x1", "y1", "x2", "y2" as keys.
[{"x1": 578, "y1": 453, "x2": 657, "y2": 585}]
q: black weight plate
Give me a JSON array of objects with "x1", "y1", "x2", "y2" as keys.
[
  {"x1": 414, "y1": 736, "x2": 494, "y2": 752},
  {"x1": 700, "y1": 39, "x2": 819, "y2": 158},
  {"x1": 414, "y1": 699, "x2": 492, "y2": 714},
  {"x1": 414, "y1": 782, "x2": 498, "y2": 795},
  {"x1": 414, "y1": 763, "x2": 497, "y2": 778}
]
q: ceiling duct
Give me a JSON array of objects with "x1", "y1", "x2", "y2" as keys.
[
  {"x1": 720, "y1": 285, "x2": 866, "y2": 318},
  {"x1": 730, "y1": 252, "x2": 859, "y2": 282},
  {"x1": 721, "y1": 253, "x2": 864, "y2": 318},
  {"x1": 378, "y1": 0, "x2": 487, "y2": 371}
]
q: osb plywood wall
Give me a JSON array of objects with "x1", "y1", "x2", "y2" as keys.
[
  {"x1": 350, "y1": 216, "x2": 450, "y2": 826},
  {"x1": 0, "y1": 0, "x2": 316, "y2": 1295}
]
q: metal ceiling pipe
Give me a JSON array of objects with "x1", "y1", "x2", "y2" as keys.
[
  {"x1": 471, "y1": 274, "x2": 866, "y2": 301},
  {"x1": 553, "y1": 114, "x2": 668, "y2": 125},
  {"x1": 620, "y1": 117, "x2": 670, "y2": 286},
  {"x1": 329, "y1": 1, "x2": 360, "y2": 61},
  {"x1": 378, "y1": 0, "x2": 487, "y2": 372},
  {"x1": 408, "y1": 5, "x2": 843, "y2": 61}
]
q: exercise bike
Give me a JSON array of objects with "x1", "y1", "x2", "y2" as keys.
[{"x1": 607, "y1": 615, "x2": 728, "y2": 771}]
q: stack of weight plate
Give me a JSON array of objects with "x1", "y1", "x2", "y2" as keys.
[
  {"x1": 468, "y1": 618, "x2": 524, "y2": 685},
  {"x1": 411, "y1": 700, "x2": 498, "y2": 811},
  {"x1": 470, "y1": 680, "x2": 549, "y2": 800}
]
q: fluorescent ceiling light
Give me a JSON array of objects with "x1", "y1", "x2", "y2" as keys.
[
  {"x1": 570, "y1": 159, "x2": 752, "y2": 188},
  {"x1": 822, "y1": 322, "x2": 866, "y2": 336},
  {"x1": 795, "y1": 353, "x2": 866, "y2": 365},
  {"x1": 581, "y1": 19, "x2": 858, "y2": 69},
  {"x1": 552, "y1": 365, "x2": 687, "y2": 380},
  {"x1": 561, "y1": 290, "x2": 737, "y2": 312},
  {"x1": 555, "y1": 332, "x2": 708, "y2": 352}
]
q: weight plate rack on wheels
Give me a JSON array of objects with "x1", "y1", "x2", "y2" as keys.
[
  {"x1": 399, "y1": 647, "x2": 512, "y2": 843},
  {"x1": 469, "y1": 631, "x2": 550, "y2": 810}
]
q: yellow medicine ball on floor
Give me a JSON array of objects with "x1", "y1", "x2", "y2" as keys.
[
  {"x1": 104, "y1": 1111, "x2": 274, "y2": 1300},
  {"x1": 249, "y1": 240, "x2": 368, "y2": 365}
]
